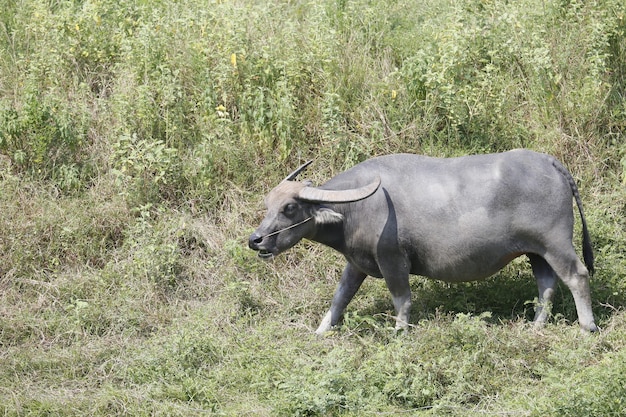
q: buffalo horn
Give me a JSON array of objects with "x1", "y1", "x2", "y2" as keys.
[
  {"x1": 298, "y1": 176, "x2": 381, "y2": 203},
  {"x1": 283, "y1": 160, "x2": 314, "y2": 182}
]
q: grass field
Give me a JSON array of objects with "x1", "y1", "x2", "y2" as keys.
[{"x1": 1, "y1": 0, "x2": 625, "y2": 415}]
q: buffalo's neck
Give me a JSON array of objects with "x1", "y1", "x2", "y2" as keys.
[{"x1": 309, "y1": 221, "x2": 346, "y2": 253}]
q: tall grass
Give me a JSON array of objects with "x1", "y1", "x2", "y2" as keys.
[{"x1": 0, "y1": 0, "x2": 625, "y2": 415}]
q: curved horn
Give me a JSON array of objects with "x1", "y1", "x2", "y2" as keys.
[
  {"x1": 283, "y1": 160, "x2": 314, "y2": 182},
  {"x1": 298, "y1": 176, "x2": 381, "y2": 203}
]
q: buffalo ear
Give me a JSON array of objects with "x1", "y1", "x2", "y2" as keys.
[
  {"x1": 313, "y1": 207, "x2": 344, "y2": 224},
  {"x1": 298, "y1": 177, "x2": 381, "y2": 203}
]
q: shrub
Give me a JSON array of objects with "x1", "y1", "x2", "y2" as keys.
[{"x1": 0, "y1": 0, "x2": 624, "y2": 415}]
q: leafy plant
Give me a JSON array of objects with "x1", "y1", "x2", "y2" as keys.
[
  {"x1": 112, "y1": 133, "x2": 180, "y2": 206},
  {"x1": 0, "y1": 0, "x2": 624, "y2": 415}
]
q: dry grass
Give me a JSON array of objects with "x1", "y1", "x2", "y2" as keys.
[{"x1": 0, "y1": 0, "x2": 625, "y2": 415}]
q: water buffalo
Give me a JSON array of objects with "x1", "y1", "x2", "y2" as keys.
[{"x1": 249, "y1": 150, "x2": 598, "y2": 334}]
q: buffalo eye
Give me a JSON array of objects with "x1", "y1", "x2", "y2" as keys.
[{"x1": 283, "y1": 203, "x2": 298, "y2": 218}]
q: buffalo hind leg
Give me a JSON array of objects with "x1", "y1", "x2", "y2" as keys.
[
  {"x1": 544, "y1": 251, "x2": 598, "y2": 332},
  {"x1": 528, "y1": 254, "x2": 557, "y2": 327},
  {"x1": 315, "y1": 263, "x2": 367, "y2": 335}
]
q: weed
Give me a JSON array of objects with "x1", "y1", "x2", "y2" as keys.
[{"x1": 0, "y1": 0, "x2": 624, "y2": 415}]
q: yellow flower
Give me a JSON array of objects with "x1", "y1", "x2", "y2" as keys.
[
  {"x1": 230, "y1": 53, "x2": 237, "y2": 69},
  {"x1": 216, "y1": 105, "x2": 228, "y2": 119}
]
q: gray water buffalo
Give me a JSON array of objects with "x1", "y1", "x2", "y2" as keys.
[{"x1": 249, "y1": 150, "x2": 598, "y2": 334}]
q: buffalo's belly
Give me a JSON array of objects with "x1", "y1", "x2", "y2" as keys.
[
  {"x1": 344, "y1": 236, "x2": 533, "y2": 281},
  {"x1": 347, "y1": 254, "x2": 384, "y2": 278},
  {"x1": 409, "y1": 249, "x2": 526, "y2": 282}
]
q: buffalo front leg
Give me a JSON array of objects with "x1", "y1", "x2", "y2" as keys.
[
  {"x1": 315, "y1": 263, "x2": 367, "y2": 335},
  {"x1": 379, "y1": 262, "x2": 412, "y2": 331},
  {"x1": 385, "y1": 275, "x2": 412, "y2": 331}
]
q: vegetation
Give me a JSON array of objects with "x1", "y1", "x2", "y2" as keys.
[{"x1": 0, "y1": 0, "x2": 625, "y2": 415}]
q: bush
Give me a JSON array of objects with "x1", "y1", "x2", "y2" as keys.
[{"x1": 0, "y1": 0, "x2": 624, "y2": 415}]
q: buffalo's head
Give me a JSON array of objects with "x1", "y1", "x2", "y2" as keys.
[{"x1": 249, "y1": 161, "x2": 380, "y2": 259}]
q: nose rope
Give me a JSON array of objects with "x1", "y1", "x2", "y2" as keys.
[{"x1": 259, "y1": 216, "x2": 313, "y2": 240}]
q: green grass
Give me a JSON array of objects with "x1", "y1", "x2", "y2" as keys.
[{"x1": 0, "y1": 0, "x2": 625, "y2": 415}]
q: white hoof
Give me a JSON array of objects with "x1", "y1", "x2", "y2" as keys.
[{"x1": 315, "y1": 310, "x2": 333, "y2": 335}]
